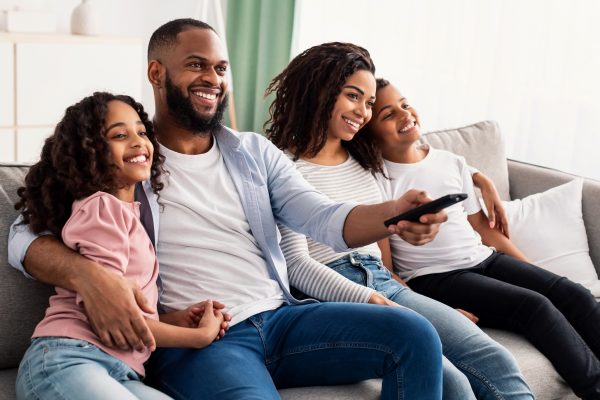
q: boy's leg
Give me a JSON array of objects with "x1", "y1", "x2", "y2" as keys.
[
  {"x1": 145, "y1": 320, "x2": 280, "y2": 400},
  {"x1": 484, "y1": 253, "x2": 600, "y2": 360},
  {"x1": 263, "y1": 303, "x2": 443, "y2": 400},
  {"x1": 16, "y1": 337, "x2": 147, "y2": 400},
  {"x1": 409, "y1": 261, "x2": 600, "y2": 399}
]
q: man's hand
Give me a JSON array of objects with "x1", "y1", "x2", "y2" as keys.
[
  {"x1": 76, "y1": 267, "x2": 156, "y2": 351},
  {"x1": 161, "y1": 300, "x2": 231, "y2": 339},
  {"x1": 387, "y1": 190, "x2": 448, "y2": 245}
]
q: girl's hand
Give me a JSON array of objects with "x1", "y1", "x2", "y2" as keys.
[
  {"x1": 197, "y1": 300, "x2": 225, "y2": 343},
  {"x1": 473, "y1": 172, "x2": 509, "y2": 238},
  {"x1": 456, "y1": 308, "x2": 479, "y2": 324}
]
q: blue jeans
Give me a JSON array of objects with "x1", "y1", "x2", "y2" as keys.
[
  {"x1": 327, "y1": 253, "x2": 533, "y2": 400},
  {"x1": 16, "y1": 337, "x2": 172, "y2": 400},
  {"x1": 146, "y1": 302, "x2": 443, "y2": 400}
]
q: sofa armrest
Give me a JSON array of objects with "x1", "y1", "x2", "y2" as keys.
[{"x1": 508, "y1": 159, "x2": 600, "y2": 276}]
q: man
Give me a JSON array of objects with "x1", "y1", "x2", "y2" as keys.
[{"x1": 9, "y1": 19, "x2": 447, "y2": 399}]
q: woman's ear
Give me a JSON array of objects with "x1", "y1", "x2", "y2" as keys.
[{"x1": 147, "y1": 60, "x2": 164, "y2": 88}]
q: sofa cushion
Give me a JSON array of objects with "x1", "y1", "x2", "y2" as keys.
[
  {"x1": 503, "y1": 179, "x2": 600, "y2": 297},
  {"x1": 0, "y1": 164, "x2": 54, "y2": 369},
  {"x1": 420, "y1": 120, "x2": 511, "y2": 201}
]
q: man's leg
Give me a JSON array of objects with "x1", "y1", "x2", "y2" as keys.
[
  {"x1": 262, "y1": 303, "x2": 443, "y2": 400},
  {"x1": 409, "y1": 259, "x2": 600, "y2": 400},
  {"x1": 145, "y1": 319, "x2": 280, "y2": 400}
]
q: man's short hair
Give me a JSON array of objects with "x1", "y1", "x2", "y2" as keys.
[{"x1": 148, "y1": 18, "x2": 215, "y2": 61}]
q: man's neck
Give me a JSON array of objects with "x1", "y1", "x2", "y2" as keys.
[{"x1": 154, "y1": 117, "x2": 213, "y2": 155}]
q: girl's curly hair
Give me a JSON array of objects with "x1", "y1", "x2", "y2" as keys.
[
  {"x1": 14, "y1": 92, "x2": 166, "y2": 236},
  {"x1": 264, "y1": 42, "x2": 384, "y2": 175}
]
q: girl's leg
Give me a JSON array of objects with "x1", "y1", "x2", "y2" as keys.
[
  {"x1": 16, "y1": 337, "x2": 152, "y2": 400},
  {"x1": 410, "y1": 262, "x2": 600, "y2": 400},
  {"x1": 122, "y1": 380, "x2": 173, "y2": 400},
  {"x1": 483, "y1": 252, "x2": 600, "y2": 361}
]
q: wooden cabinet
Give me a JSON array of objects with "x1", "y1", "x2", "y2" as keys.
[{"x1": 0, "y1": 33, "x2": 143, "y2": 162}]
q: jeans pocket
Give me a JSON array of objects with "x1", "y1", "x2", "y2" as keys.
[{"x1": 329, "y1": 262, "x2": 369, "y2": 287}]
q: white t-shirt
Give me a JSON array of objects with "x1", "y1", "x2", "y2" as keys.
[
  {"x1": 381, "y1": 145, "x2": 493, "y2": 280},
  {"x1": 157, "y1": 140, "x2": 284, "y2": 326}
]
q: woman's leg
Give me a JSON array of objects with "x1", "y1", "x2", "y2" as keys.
[
  {"x1": 410, "y1": 259, "x2": 600, "y2": 400},
  {"x1": 16, "y1": 337, "x2": 160, "y2": 400},
  {"x1": 328, "y1": 253, "x2": 532, "y2": 400}
]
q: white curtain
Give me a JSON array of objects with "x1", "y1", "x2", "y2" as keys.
[{"x1": 293, "y1": 0, "x2": 600, "y2": 180}]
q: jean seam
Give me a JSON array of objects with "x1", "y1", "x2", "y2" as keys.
[
  {"x1": 447, "y1": 357, "x2": 504, "y2": 400},
  {"x1": 21, "y1": 358, "x2": 43, "y2": 400},
  {"x1": 268, "y1": 341, "x2": 399, "y2": 365}
]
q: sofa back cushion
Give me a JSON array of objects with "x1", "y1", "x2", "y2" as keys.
[
  {"x1": 420, "y1": 120, "x2": 511, "y2": 201},
  {"x1": 0, "y1": 164, "x2": 54, "y2": 369}
]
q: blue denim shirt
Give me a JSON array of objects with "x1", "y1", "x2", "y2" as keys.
[{"x1": 8, "y1": 126, "x2": 357, "y2": 304}]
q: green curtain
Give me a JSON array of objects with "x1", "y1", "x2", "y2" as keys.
[{"x1": 225, "y1": 0, "x2": 295, "y2": 133}]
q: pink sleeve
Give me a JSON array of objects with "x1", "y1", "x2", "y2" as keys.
[{"x1": 62, "y1": 194, "x2": 133, "y2": 303}]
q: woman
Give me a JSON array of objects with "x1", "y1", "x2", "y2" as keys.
[{"x1": 265, "y1": 42, "x2": 532, "y2": 400}]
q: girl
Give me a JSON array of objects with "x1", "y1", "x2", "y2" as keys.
[
  {"x1": 265, "y1": 42, "x2": 533, "y2": 400},
  {"x1": 14, "y1": 92, "x2": 225, "y2": 400},
  {"x1": 366, "y1": 78, "x2": 600, "y2": 399}
]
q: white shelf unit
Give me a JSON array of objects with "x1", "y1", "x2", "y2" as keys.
[{"x1": 0, "y1": 33, "x2": 143, "y2": 162}]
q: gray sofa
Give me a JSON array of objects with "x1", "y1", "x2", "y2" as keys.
[{"x1": 1, "y1": 121, "x2": 597, "y2": 399}]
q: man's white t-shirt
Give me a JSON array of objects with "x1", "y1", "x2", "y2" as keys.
[
  {"x1": 381, "y1": 145, "x2": 493, "y2": 280},
  {"x1": 157, "y1": 140, "x2": 285, "y2": 325}
]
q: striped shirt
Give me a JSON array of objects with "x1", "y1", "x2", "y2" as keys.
[{"x1": 280, "y1": 154, "x2": 382, "y2": 303}]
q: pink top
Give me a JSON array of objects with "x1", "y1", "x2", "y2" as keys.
[{"x1": 32, "y1": 191, "x2": 159, "y2": 375}]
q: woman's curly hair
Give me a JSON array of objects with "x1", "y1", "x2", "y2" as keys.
[
  {"x1": 14, "y1": 92, "x2": 166, "y2": 237},
  {"x1": 264, "y1": 42, "x2": 384, "y2": 175}
]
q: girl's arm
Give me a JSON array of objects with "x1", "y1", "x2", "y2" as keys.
[
  {"x1": 159, "y1": 301, "x2": 230, "y2": 339},
  {"x1": 471, "y1": 171, "x2": 510, "y2": 237},
  {"x1": 147, "y1": 300, "x2": 223, "y2": 348},
  {"x1": 468, "y1": 210, "x2": 528, "y2": 262}
]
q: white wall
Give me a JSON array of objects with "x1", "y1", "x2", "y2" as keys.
[{"x1": 293, "y1": 0, "x2": 600, "y2": 181}]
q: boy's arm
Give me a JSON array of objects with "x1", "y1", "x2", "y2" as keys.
[{"x1": 468, "y1": 210, "x2": 529, "y2": 262}]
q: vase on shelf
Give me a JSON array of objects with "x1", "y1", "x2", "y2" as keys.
[{"x1": 70, "y1": 0, "x2": 103, "y2": 36}]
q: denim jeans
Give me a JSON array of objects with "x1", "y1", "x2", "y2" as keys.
[
  {"x1": 410, "y1": 251, "x2": 600, "y2": 399},
  {"x1": 146, "y1": 302, "x2": 443, "y2": 400},
  {"x1": 16, "y1": 337, "x2": 172, "y2": 400},
  {"x1": 327, "y1": 252, "x2": 533, "y2": 400}
]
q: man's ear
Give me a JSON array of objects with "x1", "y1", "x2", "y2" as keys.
[{"x1": 148, "y1": 60, "x2": 164, "y2": 88}]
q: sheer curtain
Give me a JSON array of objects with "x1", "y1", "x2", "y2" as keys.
[{"x1": 292, "y1": 0, "x2": 600, "y2": 180}]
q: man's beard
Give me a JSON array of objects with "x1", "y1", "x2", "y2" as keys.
[{"x1": 165, "y1": 73, "x2": 228, "y2": 136}]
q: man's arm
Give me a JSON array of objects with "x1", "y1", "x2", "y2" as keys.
[
  {"x1": 21, "y1": 235, "x2": 156, "y2": 351},
  {"x1": 343, "y1": 189, "x2": 448, "y2": 248}
]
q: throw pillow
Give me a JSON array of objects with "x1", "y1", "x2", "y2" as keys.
[{"x1": 502, "y1": 179, "x2": 600, "y2": 297}]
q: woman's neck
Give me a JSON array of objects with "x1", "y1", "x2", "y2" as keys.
[
  {"x1": 383, "y1": 143, "x2": 427, "y2": 164},
  {"x1": 301, "y1": 137, "x2": 348, "y2": 166}
]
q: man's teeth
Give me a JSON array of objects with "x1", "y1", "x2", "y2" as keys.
[
  {"x1": 343, "y1": 117, "x2": 360, "y2": 129},
  {"x1": 193, "y1": 91, "x2": 217, "y2": 100},
  {"x1": 126, "y1": 155, "x2": 147, "y2": 163}
]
